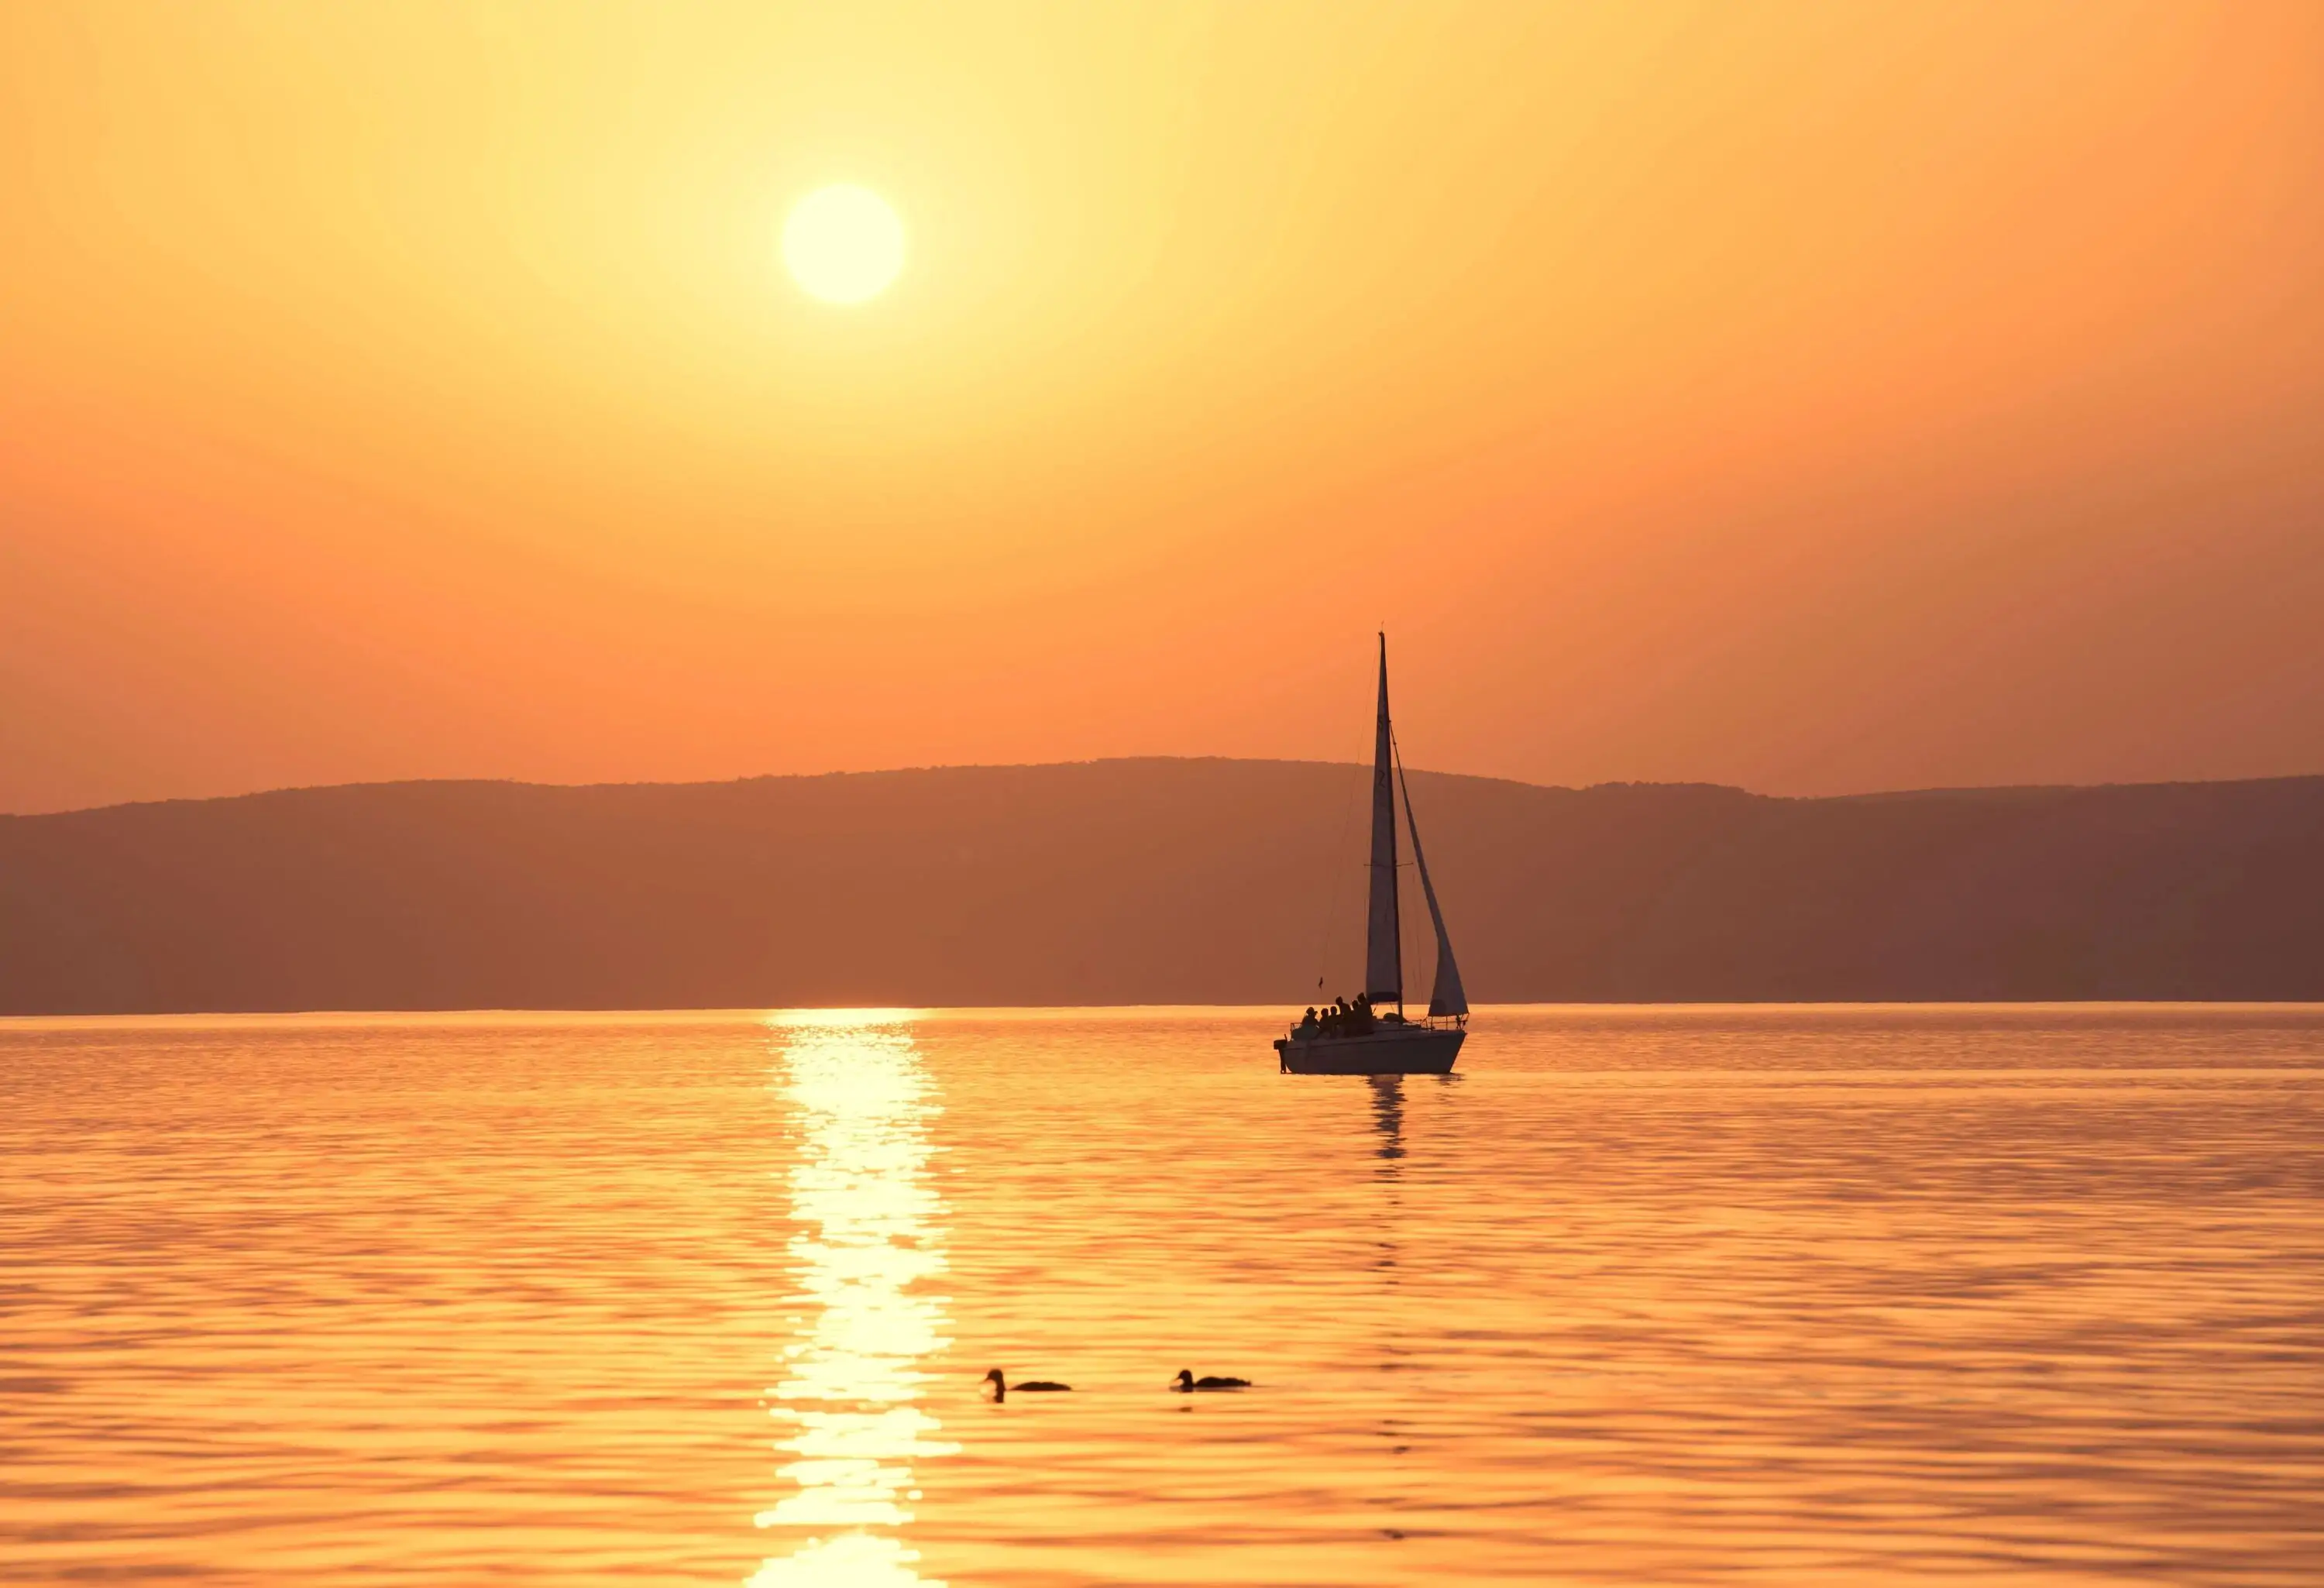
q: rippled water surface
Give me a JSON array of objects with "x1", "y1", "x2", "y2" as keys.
[{"x1": 6, "y1": 1005, "x2": 2323, "y2": 1586}]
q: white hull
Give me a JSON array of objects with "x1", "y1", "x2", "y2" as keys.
[{"x1": 1274, "y1": 1023, "x2": 1464, "y2": 1075}]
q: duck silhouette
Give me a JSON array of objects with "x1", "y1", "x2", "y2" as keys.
[
  {"x1": 984, "y1": 1368, "x2": 1070, "y2": 1402},
  {"x1": 1171, "y1": 1370, "x2": 1252, "y2": 1391}
]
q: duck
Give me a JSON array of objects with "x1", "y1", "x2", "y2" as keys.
[
  {"x1": 1171, "y1": 1369, "x2": 1252, "y2": 1391},
  {"x1": 984, "y1": 1368, "x2": 1070, "y2": 1402}
]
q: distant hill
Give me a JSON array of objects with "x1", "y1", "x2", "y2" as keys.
[{"x1": 2, "y1": 759, "x2": 2319, "y2": 1013}]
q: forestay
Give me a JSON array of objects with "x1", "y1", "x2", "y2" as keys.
[{"x1": 1396, "y1": 748, "x2": 1469, "y2": 1019}]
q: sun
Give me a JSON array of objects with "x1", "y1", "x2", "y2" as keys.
[{"x1": 782, "y1": 185, "x2": 905, "y2": 304}]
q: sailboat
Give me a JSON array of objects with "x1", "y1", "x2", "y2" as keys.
[{"x1": 1275, "y1": 636, "x2": 1470, "y2": 1076}]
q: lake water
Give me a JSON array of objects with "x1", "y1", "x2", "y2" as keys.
[{"x1": 5, "y1": 1005, "x2": 2322, "y2": 1586}]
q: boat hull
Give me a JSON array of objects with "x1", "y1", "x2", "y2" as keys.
[{"x1": 1274, "y1": 1024, "x2": 1465, "y2": 1075}]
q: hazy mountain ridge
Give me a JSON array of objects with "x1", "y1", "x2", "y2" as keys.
[{"x1": 3, "y1": 758, "x2": 2319, "y2": 1013}]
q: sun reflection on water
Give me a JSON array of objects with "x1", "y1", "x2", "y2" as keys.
[{"x1": 752, "y1": 1013, "x2": 955, "y2": 1588}]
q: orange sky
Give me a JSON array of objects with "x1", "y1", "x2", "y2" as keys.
[{"x1": 5, "y1": 2, "x2": 2322, "y2": 815}]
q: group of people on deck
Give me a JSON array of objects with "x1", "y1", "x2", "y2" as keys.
[{"x1": 1296, "y1": 993, "x2": 1378, "y2": 1040}]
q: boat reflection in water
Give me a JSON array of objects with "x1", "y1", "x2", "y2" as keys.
[
  {"x1": 752, "y1": 1012, "x2": 957, "y2": 1588},
  {"x1": 1367, "y1": 1074, "x2": 1405, "y2": 1174}
]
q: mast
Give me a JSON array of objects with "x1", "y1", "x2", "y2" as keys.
[
  {"x1": 1364, "y1": 633, "x2": 1403, "y2": 1009},
  {"x1": 1395, "y1": 739, "x2": 1470, "y2": 1019}
]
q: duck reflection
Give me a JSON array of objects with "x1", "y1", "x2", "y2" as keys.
[{"x1": 752, "y1": 1012, "x2": 957, "y2": 1588}]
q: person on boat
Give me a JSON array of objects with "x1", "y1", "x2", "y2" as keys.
[{"x1": 1299, "y1": 1007, "x2": 1318, "y2": 1033}]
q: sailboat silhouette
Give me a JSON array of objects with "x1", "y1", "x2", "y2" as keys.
[{"x1": 1274, "y1": 636, "x2": 1469, "y2": 1076}]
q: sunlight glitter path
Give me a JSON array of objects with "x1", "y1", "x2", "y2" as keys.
[{"x1": 753, "y1": 1013, "x2": 956, "y2": 1587}]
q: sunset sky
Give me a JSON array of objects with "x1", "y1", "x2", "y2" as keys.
[{"x1": 5, "y1": 2, "x2": 2322, "y2": 815}]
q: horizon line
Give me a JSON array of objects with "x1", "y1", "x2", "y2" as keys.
[{"x1": 8, "y1": 999, "x2": 2324, "y2": 1029}]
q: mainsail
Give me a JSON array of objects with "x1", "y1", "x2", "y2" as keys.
[
  {"x1": 1395, "y1": 746, "x2": 1470, "y2": 1019},
  {"x1": 1363, "y1": 634, "x2": 1403, "y2": 1005}
]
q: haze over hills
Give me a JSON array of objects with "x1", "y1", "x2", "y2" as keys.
[{"x1": 2, "y1": 758, "x2": 2319, "y2": 1015}]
